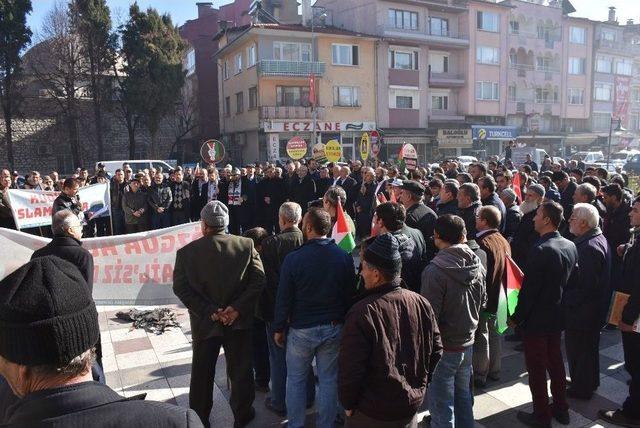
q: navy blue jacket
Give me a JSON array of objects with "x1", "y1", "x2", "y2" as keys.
[
  {"x1": 512, "y1": 231, "x2": 578, "y2": 334},
  {"x1": 481, "y1": 192, "x2": 506, "y2": 233},
  {"x1": 273, "y1": 238, "x2": 357, "y2": 331},
  {"x1": 562, "y1": 228, "x2": 611, "y2": 330}
]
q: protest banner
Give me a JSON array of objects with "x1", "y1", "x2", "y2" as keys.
[
  {"x1": 7, "y1": 183, "x2": 110, "y2": 230},
  {"x1": 0, "y1": 222, "x2": 203, "y2": 305}
]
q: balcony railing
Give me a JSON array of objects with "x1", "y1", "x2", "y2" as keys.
[
  {"x1": 596, "y1": 39, "x2": 640, "y2": 55},
  {"x1": 257, "y1": 60, "x2": 325, "y2": 77},
  {"x1": 259, "y1": 106, "x2": 326, "y2": 120},
  {"x1": 429, "y1": 72, "x2": 465, "y2": 87},
  {"x1": 381, "y1": 25, "x2": 469, "y2": 46}
]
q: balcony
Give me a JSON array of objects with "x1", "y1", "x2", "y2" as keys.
[
  {"x1": 595, "y1": 39, "x2": 640, "y2": 55},
  {"x1": 259, "y1": 106, "x2": 326, "y2": 120},
  {"x1": 380, "y1": 25, "x2": 469, "y2": 48},
  {"x1": 429, "y1": 72, "x2": 465, "y2": 88},
  {"x1": 257, "y1": 60, "x2": 325, "y2": 78},
  {"x1": 429, "y1": 109, "x2": 465, "y2": 122}
]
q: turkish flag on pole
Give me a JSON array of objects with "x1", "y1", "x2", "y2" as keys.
[
  {"x1": 512, "y1": 171, "x2": 523, "y2": 202},
  {"x1": 309, "y1": 73, "x2": 316, "y2": 107}
]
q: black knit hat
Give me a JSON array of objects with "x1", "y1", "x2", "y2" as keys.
[
  {"x1": 0, "y1": 256, "x2": 100, "y2": 366},
  {"x1": 363, "y1": 233, "x2": 402, "y2": 275}
]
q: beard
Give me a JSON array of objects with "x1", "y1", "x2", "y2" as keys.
[{"x1": 520, "y1": 200, "x2": 539, "y2": 215}]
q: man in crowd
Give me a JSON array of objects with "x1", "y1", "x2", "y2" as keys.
[
  {"x1": 437, "y1": 181, "x2": 460, "y2": 216},
  {"x1": 273, "y1": 207, "x2": 357, "y2": 428},
  {"x1": 335, "y1": 167, "x2": 358, "y2": 216},
  {"x1": 148, "y1": 171, "x2": 172, "y2": 230},
  {"x1": 573, "y1": 183, "x2": 605, "y2": 220},
  {"x1": 0, "y1": 257, "x2": 201, "y2": 426},
  {"x1": 52, "y1": 178, "x2": 83, "y2": 218},
  {"x1": 511, "y1": 184, "x2": 544, "y2": 268},
  {"x1": 315, "y1": 167, "x2": 334, "y2": 200},
  {"x1": 495, "y1": 170, "x2": 513, "y2": 193},
  {"x1": 290, "y1": 165, "x2": 316, "y2": 215},
  {"x1": 474, "y1": 206, "x2": 511, "y2": 387},
  {"x1": 510, "y1": 201, "x2": 578, "y2": 427},
  {"x1": 259, "y1": 202, "x2": 314, "y2": 416},
  {"x1": 457, "y1": 183, "x2": 482, "y2": 240},
  {"x1": 323, "y1": 186, "x2": 356, "y2": 236},
  {"x1": 421, "y1": 215, "x2": 486, "y2": 428},
  {"x1": 0, "y1": 172, "x2": 14, "y2": 229},
  {"x1": 602, "y1": 183, "x2": 632, "y2": 293},
  {"x1": 373, "y1": 202, "x2": 427, "y2": 292},
  {"x1": 600, "y1": 195, "x2": 640, "y2": 427},
  {"x1": 339, "y1": 233, "x2": 443, "y2": 427},
  {"x1": 110, "y1": 169, "x2": 126, "y2": 235},
  {"x1": 173, "y1": 200, "x2": 265, "y2": 428},
  {"x1": 170, "y1": 168, "x2": 191, "y2": 226},
  {"x1": 500, "y1": 188, "x2": 522, "y2": 241},
  {"x1": 122, "y1": 176, "x2": 148, "y2": 234},
  {"x1": 552, "y1": 171, "x2": 577, "y2": 223},
  {"x1": 564, "y1": 203, "x2": 611, "y2": 400},
  {"x1": 397, "y1": 180, "x2": 437, "y2": 246},
  {"x1": 478, "y1": 176, "x2": 506, "y2": 233},
  {"x1": 469, "y1": 163, "x2": 487, "y2": 183},
  {"x1": 524, "y1": 154, "x2": 539, "y2": 172},
  {"x1": 190, "y1": 168, "x2": 209, "y2": 221}
]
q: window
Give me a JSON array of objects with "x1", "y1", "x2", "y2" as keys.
[
  {"x1": 248, "y1": 87, "x2": 257, "y2": 109},
  {"x1": 234, "y1": 53, "x2": 243, "y2": 74},
  {"x1": 569, "y1": 27, "x2": 586, "y2": 44},
  {"x1": 568, "y1": 57, "x2": 585, "y2": 75},
  {"x1": 616, "y1": 59, "x2": 633, "y2": 76},
  {"x1": 596, "y1": 56, "x2": 612, "y2": 73},
  {"x1": 332, "y1": 44, "x2": 359, "y2": 66},
  {"x1": 224, "y1": 96, "x2": 230, "y2": 116},
  {"x1": 632, "y1": 87, "x2": 640, "y2": 102},
  {"x1": 602, "y1": 30, "x2": 616, "y2": 42},
  {"x1": 431, "y1": 94, "x2": 449, "y2": 110},
  {"x1": 388, "y1": 9, "x2": 418, "y2": 30},
  {"x1": 568, "y1": 88, "x2": 584, "y2": 105},
  {"x1": 509, "y1": 52, "x2": 517, "y2": 66},
  {"x1": 476, "y1": 46, "x2": 499, "y2": 65},
  {"x1": 236, "y1": 92, "x2": 243, "y2": 113},
  {"x1": 273, "y1": 42, "x2": 311, "y2": 62},
  {"x1": 247, "y1": 44, "x2": 257, "y2": 67},
  {"x1": 429, "y1": 17, "x2": 449, "y2": 36},
  {"x1": 509, "y1": 20, "x2": 520, "y2": 34},
  {"x1": 223, "y1": 60, "x2": 229, "y2": 80},
  {"x1": 536, "y1": 56, "x2": 553, "y2": 71},
  {"x1": 477, "y1": 11, "x2": 499, "y2": 32},
  {"x1": 396, "y1": 96, "x2": 413, "y2": 109},
  {"x1": 276, "y1": 86, "x2": 310, "y2": 106},
  {"x1": 429, "y1": 52, "x2": 449, "y2": 73},
  {"x1": 389, "y1": 88, "x2": 419, "y2": 109},
  {"x1": 389, "y1": 49, "x2": 419, "y2": 70},
  {"x1": 185, "y1": 50, "x2": 196, "y2": 75},
  {"x1": 592, "y1": 112, "x2": 611, "y2": 130},
  {"x1": 333, "y1": 86, "x2": 359, "y2": 107},
  {"x1": 476, "y1": 81, "x2": 499, "y2": 100},
  {"x1": 594, "y1": 83, "x2": 613, "y2": 101},
  {"x1": 508, "y1": 85, "x2": 516, "y2": 101}
]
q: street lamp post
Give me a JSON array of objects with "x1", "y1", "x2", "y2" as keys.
[
  {"x1": 606, "y1": 116, "x2": 625, "y2": 169},
  {"x1": 310, "y1": 7, "x2": 327, "y2": 148}
]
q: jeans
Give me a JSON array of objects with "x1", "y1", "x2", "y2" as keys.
[
  {"x1": 428, "y1": 347, "x2": 474, "y2": 428},
  {"x1": 286, "y1": 324, "x2": 342, "y2": 428},
  {"x1": 266, "y1": 323, "x2": 315, "y2": 412}
]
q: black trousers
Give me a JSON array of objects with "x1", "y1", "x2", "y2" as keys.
[
  {"x1": 190, "y1": 330, "x2": 255, "y2": 428},
  {"x1": 622, "y1": 331, "x2": 640, "y2": 419},
  {"x1": 252, "y1": 318, "x2": 270, "y2": 387},
  {"x1": 565, "y1": 329, "x2": 600, "y2": 396}
]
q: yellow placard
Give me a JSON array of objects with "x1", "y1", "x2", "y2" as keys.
[
  {"x1": 286, "y1": 137, "x2": 307, "y2": 160},
  {"x1": 360, "y1": 133, "x2": 370, "y2": 161},
  {"x1": 325, "y1": 139, "x2": 342, "y2": 163}
]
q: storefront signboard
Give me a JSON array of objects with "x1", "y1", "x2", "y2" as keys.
[
  {"x1": 263, "y1": 121, "x2": 377, "y2": 133},
  {"x1": 437, "y1": 129, "x2": 473, "y2": 148},
  {"x1": 267, "y1": 134, "x2": 280, "y2": 161}
]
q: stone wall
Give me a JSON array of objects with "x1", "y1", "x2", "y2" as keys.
[{"x1": 0, "y1": 96, "x2": 178, "y2": 175}]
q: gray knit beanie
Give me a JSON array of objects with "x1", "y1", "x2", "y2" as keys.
[{"x1": 200, "y1": 200, "x2": 229, "y2": 228}]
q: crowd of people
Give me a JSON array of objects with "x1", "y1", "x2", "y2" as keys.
[{"x1": 0, "y1": 149, "x2": 639, "y2": 428}]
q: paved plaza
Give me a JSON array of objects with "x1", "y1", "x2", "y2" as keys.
[{"x1": 99, "y1": 304, "x2": 630, "y2": 428}]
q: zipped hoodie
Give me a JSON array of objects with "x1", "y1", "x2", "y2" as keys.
[{"x1": 421, "y1": 244, "x2": 486, "y2": 349}]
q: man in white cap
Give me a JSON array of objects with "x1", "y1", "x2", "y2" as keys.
[{"x1": 173, "y1": 200, "x2": 265, "y2": 428}]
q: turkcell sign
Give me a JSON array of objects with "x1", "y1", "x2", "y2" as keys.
[{"x1": 471, "y1": 125, "x2": 518, "y2": 141}]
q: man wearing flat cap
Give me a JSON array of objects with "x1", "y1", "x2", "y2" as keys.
[
  {"x1": 339, "y1": 233, "x2": 442, "y2": 428},
  {"x1": 0, "y1": 256, "x2": 201, "y2": 427},
  {"x1": 173, "y1": 200, "x2": 265, "y2": 428},
  {"x1": 397, "y1": 180, "x2": 437, "y2": 258},
  {"x1": 510, "y1": 184, "x2": 544, "y2": 269}
]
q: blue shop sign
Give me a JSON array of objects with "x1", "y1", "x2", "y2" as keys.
[{"x1": 471, "y1": 125, "x2": 518, "y2": 141}]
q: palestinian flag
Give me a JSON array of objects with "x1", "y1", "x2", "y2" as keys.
[
  {"x1": 496, "y1": 255, "x2": 523, "y2": 334},
  {"x1": 332, "y1": 200, "x2": 356, "y2": 253}
]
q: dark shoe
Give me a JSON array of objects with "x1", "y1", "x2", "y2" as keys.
[
  {"x1": 552, "y1": 409, "x2": 570, "y2": 425},
  {"x1": 234, "y1": 407, "x2": 255, "y2": 428},
  {"x1": 420, "y1": 414, "x2": 431, "y2": 427},
  {"x1": 255, "y1": 383, "x2": 270, "y2": 393},
  {"x1": 474, "y1": 378, "x2": 487, "y2": 388},
  {"x1": 566, "y1": 388, "x2": 592, "y2": 400},
  {"x1": 264, "y1": 397, "x2": 286, "y2": 417},
  {"x1": 599, "y1": 409, "x2": 640, "y2": 428},
  {"x1": 514, "y1": 343, "x2": 525, "y2": 352},
  {"x1": 516, "y1": 411, "x2": 551, "y2": 428}
]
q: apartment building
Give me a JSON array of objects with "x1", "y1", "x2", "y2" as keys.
[{"x1": 215, "y1": 22, "x2": 377, "y2": 163}]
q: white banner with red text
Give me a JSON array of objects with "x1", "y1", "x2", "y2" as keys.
[
  {"x1": 7, "y1": 183, "x2": 111, "y2": 230},
  {"x1": 0, "y1": 222, "x2": 203, "y2": 305}
]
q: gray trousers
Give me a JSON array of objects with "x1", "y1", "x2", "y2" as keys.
[{"x1": 472, "y1": 313, "x2": 502, "y2": 382}]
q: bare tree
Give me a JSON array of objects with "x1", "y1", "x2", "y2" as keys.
[
  {"x1": 170, "y1": 92, "x2": 199, "y2": 163},
  {"x1": 28, "y1": 1, "x2": 87, "y2": 168}
]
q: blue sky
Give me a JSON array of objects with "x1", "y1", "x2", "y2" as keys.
[{"x1": 26, "y1": 0, "x2": 640, "y2": 35}]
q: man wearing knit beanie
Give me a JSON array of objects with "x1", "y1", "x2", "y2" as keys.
[
  {"x1": 338, "y1": 233, "x2": 443, "y2": 427},
  {"x1": 174, "y1": 200, "x2": 265, "y2": 428},
  {"x1": 0, "y1": 256, "x2": 202, "y2": 427}
]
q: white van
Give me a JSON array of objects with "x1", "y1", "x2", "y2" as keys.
[
  {"x1": 511, "y1": 147, "x2": 549, "y2": 167},
  {"x1": 97, "y1": 160, "x2": 175, "y2": 176}
]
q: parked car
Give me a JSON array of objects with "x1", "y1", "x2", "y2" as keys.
[
  {"x1": 456, "y1": 156, "x2": 478, "y2": 167},
  {"x1": 624, "y1": 153, "x2": 640, "y2": 174},
  {"x1": 570, "y1": 151, "x2": 604, "y2": 167}
]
